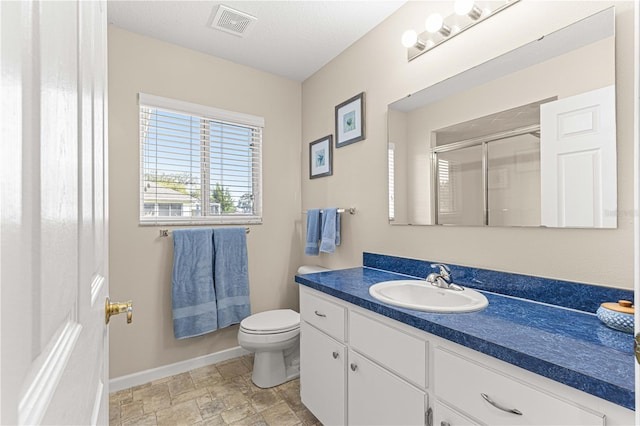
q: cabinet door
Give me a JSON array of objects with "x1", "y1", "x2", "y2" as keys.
[
  {"x1": 300, "y1": 321, "x2": 346, "y2": 425},
  {"x1": 348, "y1": 350, "x2": 426, "y2": 426}
]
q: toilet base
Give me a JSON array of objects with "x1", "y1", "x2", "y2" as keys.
[{"x1": 251, "y1": 345, "x2": 300, "y2": 388}]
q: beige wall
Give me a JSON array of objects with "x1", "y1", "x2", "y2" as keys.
[
  {"x1": 108, "y1": 27, "x2": 303, "y2": 378},
  {"x1": 301, "y1": 1, "x2": 636, "y2": 289}
]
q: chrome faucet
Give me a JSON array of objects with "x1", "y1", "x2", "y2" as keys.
[{"x1": 426, "y1": 263, "x2": 464, "y2": 291}]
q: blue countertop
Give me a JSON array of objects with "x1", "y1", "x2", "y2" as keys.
[{"x1": 295, "y1": 266, "x2": 635, "y2": 411}]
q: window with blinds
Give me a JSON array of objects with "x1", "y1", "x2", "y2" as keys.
[
  {"x1": 388, "y1": 143, "x2": 395, "y2": 221},
  {"x1": 139, "y1": 93, "x2": 263, "y2": 225},
  {"x1": 437, "y1": 158, "x2": 459, "y2": 215}
]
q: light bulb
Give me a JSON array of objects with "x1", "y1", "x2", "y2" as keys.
[
  {"x1": 454, "y1": 0, "x2": 474, "y2": 16},
  {"x1": 425, "y1": 13, "x2": 444, "y2": 33},
  {"x1": 425, "y1": 13, "x2": 451, "y2": 37},
  {"x1": 455, "y1": 0, "x2": 482, "y2": 20},
  {"x1": 401, "y1": 30, "x2": 418, "y2": 48}
]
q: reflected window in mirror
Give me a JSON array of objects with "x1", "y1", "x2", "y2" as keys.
[{"x1": 388, "y1": 143, "x2": 395, "y2": 221}]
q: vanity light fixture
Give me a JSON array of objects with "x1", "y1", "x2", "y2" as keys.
[{"x1": 403, "y1": 0, "x2": 520, "y2": 61}]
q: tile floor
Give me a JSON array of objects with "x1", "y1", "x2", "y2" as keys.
[{"x1": 109, "y1": 355, "x2": 320, "y2": 426}]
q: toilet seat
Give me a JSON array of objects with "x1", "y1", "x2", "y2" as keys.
[{"x1": 240, "y1": 309, "x2": 300, "y2": 335}]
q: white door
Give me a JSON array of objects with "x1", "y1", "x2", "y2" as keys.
[
  {"x1": 540, "y1": 85, "x2": 616, "y2": 228},
  {"x1": 0, "y1": 1, "x2": 119, "y2": 424}
]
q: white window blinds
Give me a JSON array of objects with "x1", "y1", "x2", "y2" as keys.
[
  {"x1": 437, "y1": 158, "x2": 459, "y2": 215},
  {"x1": 139, "y1": 93, "x2": 263, "y2": 225},
  {"x1": 388, "y1": 143, "x2": 395, "y2": 221}
]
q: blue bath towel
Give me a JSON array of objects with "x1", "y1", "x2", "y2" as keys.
[
  {"x1": 320, "y1": 208, "x2": 341, "y2": 253},
  {"x1": 172, "y1": 228, "x2": 218, "y2": 339},
  {"x1": 305, "y1": 209, "x2": 321, "y2": 256},
  {"x1": 213, "y1": 228, "x2": 251, "y2": 328}
]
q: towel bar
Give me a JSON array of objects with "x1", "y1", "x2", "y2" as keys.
[
  {"x1": 302, "y1": 208, "x2": 356, "y2": 215},
  {"x1": 160, "y1": 228, "x2": 250, "y2": 237}
]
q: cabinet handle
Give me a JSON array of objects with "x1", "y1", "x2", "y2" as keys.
[
  {"x1": 332, "y1": 351, "x2": 339, "y2": 359},
  {"x1": 441, "y1": 422, "x2": 450, "y2": 426},
  {"x1": 314, "y1": 310, "x2": 326, "y2": 317},
  {"x1": 480, "y1": 393, "x2": 523, "y2": 415},
  {"x1": 350, "y1": 363, "x2": 358, "y2": 371}
]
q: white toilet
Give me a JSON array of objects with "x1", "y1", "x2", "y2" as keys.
[{"x1": 237, "y1": 265, "x2": 329, "y2": 388}]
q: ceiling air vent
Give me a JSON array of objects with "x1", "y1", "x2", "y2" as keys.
[{"x1": 208, "y1": 5, "x2": 257, "y2": 37}]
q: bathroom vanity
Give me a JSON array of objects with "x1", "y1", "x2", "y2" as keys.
[{"x1": 296, "y1": 254, "x2": 635, "y2": 426}]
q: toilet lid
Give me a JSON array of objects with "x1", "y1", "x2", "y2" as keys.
[{"x1": 240, "y1": 309, "x2": 300, "y2": 333}]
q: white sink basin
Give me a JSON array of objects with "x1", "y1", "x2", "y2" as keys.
[{"x1": 369, "y1": 280, "x2": 488, "y2": 313}]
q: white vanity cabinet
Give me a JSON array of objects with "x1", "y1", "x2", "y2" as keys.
[
  {"x1": 298, "y1": 286, "x2": 634, "y2": 426},
  {"x1": 300, "y1": 287, "x2": 429, "y2": 426}
]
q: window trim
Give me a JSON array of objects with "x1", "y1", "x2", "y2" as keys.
[
  {"x1": 138, "y1": 93, "x2": 264, "y2": 226},
  {"x1": 139, "y1": 93, "x2": 264, "y2": 128}
]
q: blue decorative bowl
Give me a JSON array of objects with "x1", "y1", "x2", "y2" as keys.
[{"x1": 596, "y1": 301, "x2": 634, "y2": 334}]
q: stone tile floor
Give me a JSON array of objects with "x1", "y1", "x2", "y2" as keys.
[{"x1": 109, "y1": 355, "x2": 320, "y2": 426}]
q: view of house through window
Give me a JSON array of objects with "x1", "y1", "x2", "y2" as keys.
[{"x1": 139, "y1": 94, "x2": 263, "y2": 224}]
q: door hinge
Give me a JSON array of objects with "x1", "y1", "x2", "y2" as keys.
[{"x1": 426, "y1": 407, "x2": 433, "y2": 426}]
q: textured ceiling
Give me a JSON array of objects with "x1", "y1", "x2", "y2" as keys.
[{"x1": 107, "y1": 1, "x2": 407, "y2": 82}]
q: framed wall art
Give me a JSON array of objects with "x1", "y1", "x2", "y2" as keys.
[
  {"x1": 335, "y1": 92, "x2": 365, "y2": 148},
  {"x1": 309, "y1": 135, "x2": 333, "y2": 179}
]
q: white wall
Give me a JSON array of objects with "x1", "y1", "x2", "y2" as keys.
[
  {"x1": 301, "y1": 1, "x2": 636, "y2": 289},
  {"x1": 108, "y1": 27, "x2": 303, "y2": 378}
]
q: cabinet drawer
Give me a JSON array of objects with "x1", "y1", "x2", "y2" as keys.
[
  {"x1": 434, "y1": 347, "x2": 604, "y2": 426},
  {"x1": 300, "y1": 288, "x2": 346, "y2": 342},
  {"x1": 350, "y1": 310, "x2": 427, "y2": 388}
]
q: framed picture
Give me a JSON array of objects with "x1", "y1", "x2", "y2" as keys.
[
  {"x1": 335, "y1": 92, "x2": 365, "y2": 148},
  {"x1": 309, "y1": 135, "x2": 333, "y2": 179}
]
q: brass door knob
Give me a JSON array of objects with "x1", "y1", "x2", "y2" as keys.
[{"x1": 105, "y1": 297, "x2": 133, "y2": 324}]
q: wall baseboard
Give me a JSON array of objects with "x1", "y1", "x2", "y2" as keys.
[{"x1": 109, "y1": 346, "x2": 250, "y2": 393}]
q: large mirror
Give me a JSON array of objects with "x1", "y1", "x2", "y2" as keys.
[{"x1": 388, "y1": 7, "x2": 616, "y2": 228}]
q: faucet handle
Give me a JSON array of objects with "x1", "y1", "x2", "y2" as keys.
[{"x1": 430, "y1": 263, "x2": 450, "y2": 274}]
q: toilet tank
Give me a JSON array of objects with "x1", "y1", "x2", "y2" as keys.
[{"x1": 297, "y1": 265, "x2": 330, "y2": 274}]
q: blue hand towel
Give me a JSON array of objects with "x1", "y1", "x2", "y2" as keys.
[
  {"x1": 320, "y1": 208, "x2": 341, "y2": 253},
  {"x1": 172, "y1": 228, "x2": 218, "y2": 339},
  {"x1": 213, "y1": 228, "x2": 251, "y2": 329},
  {"x1": 305, "y1": 209, "x2": 321, "y2": 256}
]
